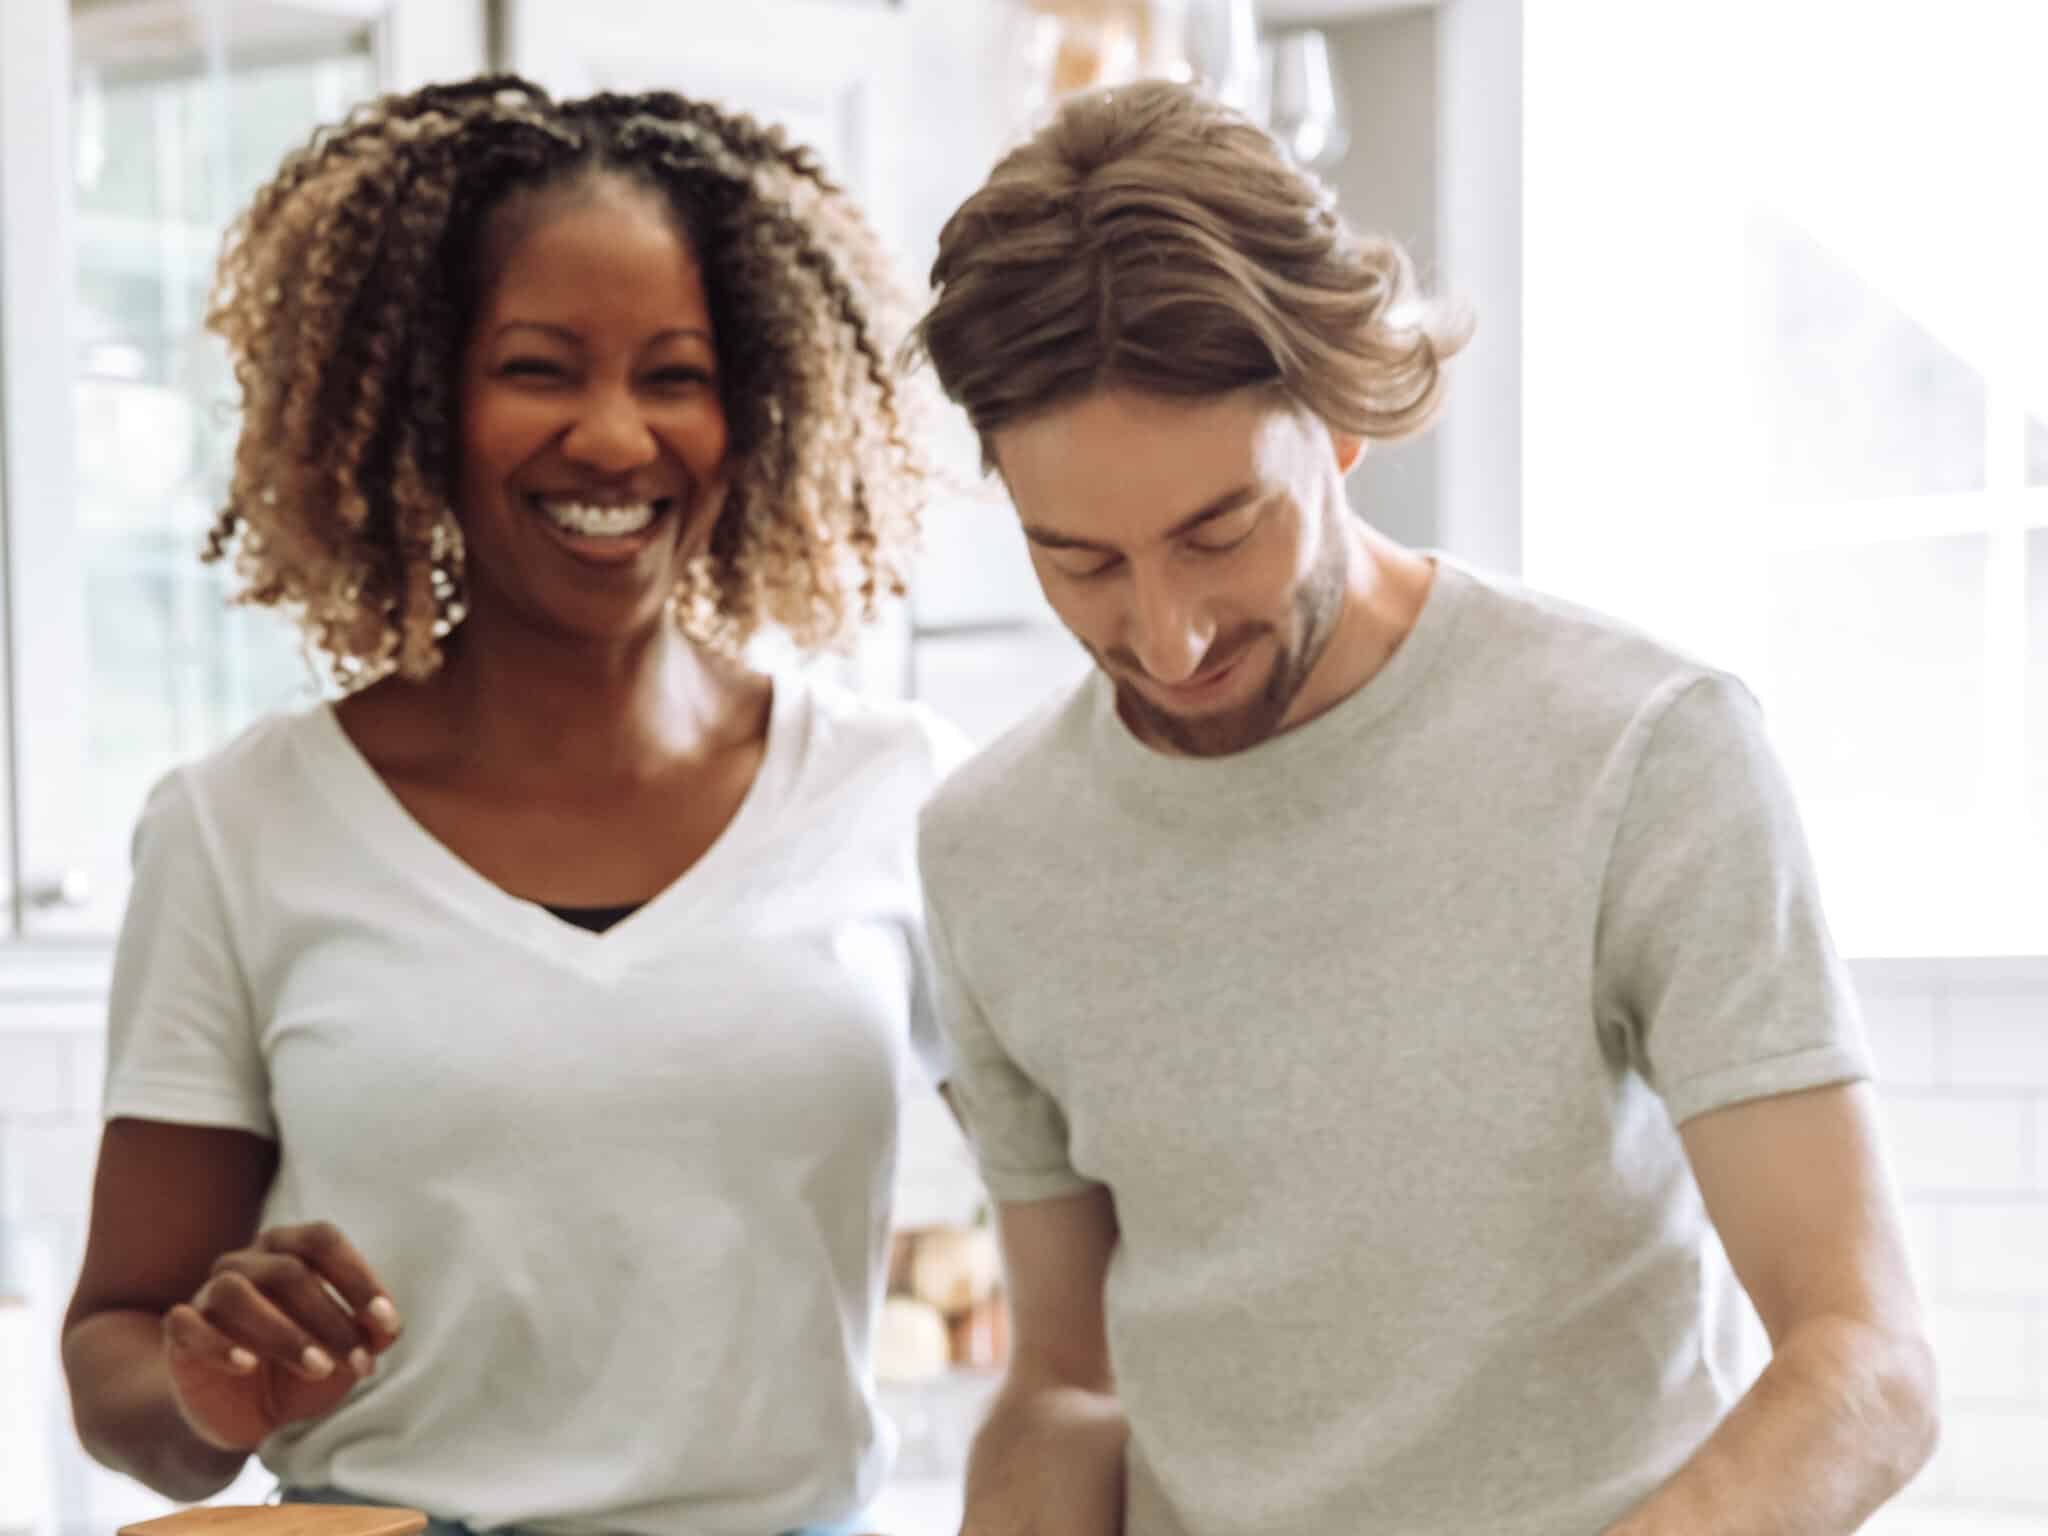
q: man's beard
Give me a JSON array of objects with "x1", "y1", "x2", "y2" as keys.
[{"x1": 1107, "y1": 549, "x2": 1348, "y2": 759}]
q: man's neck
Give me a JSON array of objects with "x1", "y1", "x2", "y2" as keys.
[{"x1": 1280, "y1": 523, "x2": 1435, "y2": 735}]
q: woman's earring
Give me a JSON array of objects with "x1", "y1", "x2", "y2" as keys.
[{"x1": 429, "y1": 511, "x2": 468, "y2": 635}]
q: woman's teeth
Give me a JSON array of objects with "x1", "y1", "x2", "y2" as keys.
[{"x1": 535, "y1": 498, "x2": 661, "y2": 538}]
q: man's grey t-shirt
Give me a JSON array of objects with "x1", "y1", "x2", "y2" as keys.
[{"x1": 919, "y1": 557, "x2": 1870, "y2": 1536}]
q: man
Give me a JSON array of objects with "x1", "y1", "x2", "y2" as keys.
[{"x1": 908, "y1": 80, "x2": 1938, "y2": 1536}]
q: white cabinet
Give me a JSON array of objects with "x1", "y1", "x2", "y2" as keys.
[{"x1": 506, "y1": 0, "x2": 912, "y2": 258}]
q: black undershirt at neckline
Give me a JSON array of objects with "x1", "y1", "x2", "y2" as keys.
[{"x1": 542, "y1": 901, "x2": 645, "y2": 934}]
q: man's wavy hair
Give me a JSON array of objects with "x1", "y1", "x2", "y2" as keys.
[
  {"x1": 205, "y1": 74, "x2": 928, "y2": 685},
  {"x1": 908, "y1": 78, "x2": 1470, "y2": 463}
]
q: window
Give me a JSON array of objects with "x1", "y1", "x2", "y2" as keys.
[
  {"x1": 0, "y1": 0, "x2": 483, "y2": 939},
  {"x1": 1523, "y1": 0, "x2": 2048, "y2": 956},
  {"x1": 75, "y1": 17, "x2": 378, "y2": 917}
]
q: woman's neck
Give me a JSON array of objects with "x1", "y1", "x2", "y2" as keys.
[{"x1": 413, "y1": 612, "x2": 762, "y2": 793}]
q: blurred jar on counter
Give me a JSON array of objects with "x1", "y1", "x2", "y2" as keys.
[{"x1": 877, "y1": 1220, "x2": 1008, "y2": 1382}]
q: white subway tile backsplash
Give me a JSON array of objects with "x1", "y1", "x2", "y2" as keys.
[
  {"x1": 0, "y1": 1000, "x2": 102, "y2": 1038},
  {"x1": 1928, "y1": 1304, "x2": 2035, "y2": 1402},
  {"x1": 1887, "y1": 1097, "x2": 2033, "y2": 1195},
  {"x1": 0, "y1": 1035, "x2": 68, "y2": 1119},
  {"x1": 1938, "y1": 1406, "x2": 2048, "y2": 1505},
  {"x1": 2033, "y1": 1103, "x2": 2048, "y2": 1192},
  {"x1": 1898, "y1": 1427, "x2": 1955, "y2": 1503},
  {"x1": 67, "y1": 1035, "x2": 105, "y2": 1124},
  {"x1": 1902, "y1": 1202, "x2": 1946, "y2": 1297},
  {"x1": 1945, "y1": 1203, "x2": 2048, "y2": 1301},
  {"x1": 1862, "y1": 985, "x2": 1943, "y2": 1089},
  {"x1": 1944, "y1": 990, "x2": 2048, "y2": 1088},
  {"x1": 0, "y1": 1124, "x2": 99, "y2": 1225},
  {"x1": 2030, "y1": 1310, "x2": 2046, "y2": 1402}
]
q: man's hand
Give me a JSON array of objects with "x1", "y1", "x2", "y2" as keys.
[{"x1": 962, "y1": 1383, "x2": 1127, "y2": 1536}]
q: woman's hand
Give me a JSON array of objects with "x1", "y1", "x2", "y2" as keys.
[{"x1": 161, "y1": 1222, "x2": 402, "y2": 1451}]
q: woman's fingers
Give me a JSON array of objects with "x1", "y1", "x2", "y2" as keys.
[
  {"x1": 256, "y1": 1222, "x2": 403, "y2": 1346},
  {"x1": 191, "y1": 1266, "x2": 357, "y2": 1381},
  {"x1": 175, "y1": 1221, "x2": 399, "y2": 1384},
  {"x1": 162, "y1": 1302, "x2": 261, "y2": 1376},
  {"x1": 218, "y1": 1248, "x2": 375, "y2": 1367}
]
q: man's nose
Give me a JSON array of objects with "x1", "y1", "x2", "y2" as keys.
[{"x1": 1126, "y1": 569, "x2": 1215, "y2": 685}]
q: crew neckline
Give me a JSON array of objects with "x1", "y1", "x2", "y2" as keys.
[{"x1": 1088, "y1": 553, "x2": 1474, "y2": 808}]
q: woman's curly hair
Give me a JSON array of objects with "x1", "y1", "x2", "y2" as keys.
[
  {"x1": 908, "y1": 79, "x2": 1471, "y2": 464},
  {"x1": 204, "y1": 73, "x2": 929, "y2": 685}
]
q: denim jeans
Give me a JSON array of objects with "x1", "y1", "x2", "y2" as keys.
[{"x1": 280, "y1": 1483, "x2": 873, "y2": 1536}]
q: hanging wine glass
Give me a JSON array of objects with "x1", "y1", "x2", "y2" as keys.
[
  {"x1": 1263, "y1": 28, "x2": 1350, "y2": 170},
  {"x1": 1182, "y1": 0, "x2": 1262, "y2": 114}
]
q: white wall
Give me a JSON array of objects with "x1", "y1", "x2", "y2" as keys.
[
  {"x1": 1319, "y1": 5, "x2": 1443, "y2": 553},
  {"x1": 1315, "y1": 0, "x2": 1519, "y2": 575},
  {"x1": 1434, "y1": 0, "x2": 1521, "y2": 576},
  {"x1": 1857, "y1": 963, "x2": 2048, "y2": 1525}
]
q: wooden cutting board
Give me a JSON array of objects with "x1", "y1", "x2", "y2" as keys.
[{"x1": 119, "y1": 1507, "x2": 429, "y2": 1536}]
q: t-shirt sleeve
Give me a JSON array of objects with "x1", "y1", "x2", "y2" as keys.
[
  {"x1": 921, "y1": 851, "x2": 1097, "y2": 1203},
  {"x1": 102, "y1": 770, "x2": 274, "y2": 1138},
  {"x1": 1594, "y1": 672, "x2": 1871, "y2": 1125}
]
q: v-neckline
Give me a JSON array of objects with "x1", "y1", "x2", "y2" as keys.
[{"x1": 298, "y1": 675, "x2": 803, "y2": 980}]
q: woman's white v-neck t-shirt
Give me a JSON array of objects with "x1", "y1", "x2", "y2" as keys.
[{"x1": 102, "y1": 674, "x2": 968, "y2": 1536}]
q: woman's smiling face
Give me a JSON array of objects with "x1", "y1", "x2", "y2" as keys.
[{"x1": 454, "y1": 172, "x2": 730, "y2": 646}]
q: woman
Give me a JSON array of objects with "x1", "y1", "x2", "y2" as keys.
[{"x1": 61, "y1": 75, "x2": 961, "y2": 1536}]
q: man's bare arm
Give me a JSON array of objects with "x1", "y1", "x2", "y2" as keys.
[
  {"x1": 1603, "y1": 1081, "x2": 1939, "y2": 1535},
  {"x1": 962, "y1": 1183, "x2": 1126, "y2": 1536}
]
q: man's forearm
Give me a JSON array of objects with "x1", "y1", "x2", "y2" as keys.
[
  {"x1": 1604, "y1": 1315, "x2": 1939, "y2": 1536},
  {"x1": 965, "y1": 1379, "x2": 1129, "y2": 1535}
]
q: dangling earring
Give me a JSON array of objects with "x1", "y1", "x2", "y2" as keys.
[{"x1": 428, "y1": 509, "x2": 468, "y2": 635}]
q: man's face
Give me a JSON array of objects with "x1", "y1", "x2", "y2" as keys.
[{"x1": 994, "y1": 387, "x2": 1364, "y2": 758}]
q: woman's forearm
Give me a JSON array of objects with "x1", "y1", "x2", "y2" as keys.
[{"x1": 63, "y1": 1308, "x2": 250, "y2": 1502}]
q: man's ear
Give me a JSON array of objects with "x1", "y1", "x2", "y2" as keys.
[{"x1": 1331, "y1": 429, "x2": 1368, "y2": 477}]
